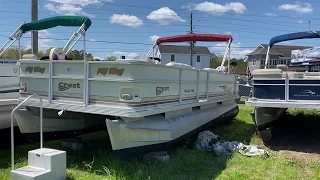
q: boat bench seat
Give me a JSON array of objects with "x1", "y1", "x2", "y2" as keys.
[
  {"x1": 304, "y1": 73, "x2": 320, "y2": 79},
  {"x1": 21, "y1": 54, "x2": 37, "y2": 60},
  {"x1": 252, "y1": 69, "x2": 283, "y2": 79},
  {"x1": 116, "y1": 56, "x2": 160, "y2": 64},
  {"x1": 165, "y1": 62, "x2": 195, "y2": 69}
]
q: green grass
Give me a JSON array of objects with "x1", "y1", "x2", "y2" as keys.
[{"x1": 1, "y1": 105, "x2": 320, "y2": 180}]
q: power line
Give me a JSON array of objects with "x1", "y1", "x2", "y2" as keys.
[{"x1": 2, "y1": 0, "x2": 320, "y2": 20}]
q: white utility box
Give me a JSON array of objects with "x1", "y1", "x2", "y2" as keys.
[{"x1": 10, "y1": 148, "x2": 66, "y2": 180}]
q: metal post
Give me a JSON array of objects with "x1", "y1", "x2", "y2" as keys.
[
  {"x1": 228, "y1": 43, "x2": 231, "y2": 73},
  {"x1": 265, "y1": 46, "x2": 270, "y2": 69},
  {"x1": 83, "y1": 31, "x2": 88, "y2": 106},
  {"x1": 11, "y1": 94, "x2": 43, "y2": 170},
  {"x1": 32, "y1": 0, "x2": 38, "y2": 57},
  {"x1": 189, "y1": 13, "x2": 194, "y2": 66},
  {"x1": 220, "y1": 40, "x2": 231, "y2": 71},
  {"x1": 18, "y1": 38, "x2": 21, "y2": 59}
]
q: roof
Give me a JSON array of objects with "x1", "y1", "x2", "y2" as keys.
[
  {"x1": 247, "y1": 44, "x2": 312, "y2": 57},
  {"x1": 159, "y1": 45, "x2": 212, "y2": 55},
  {"x1": 156, "y1": 33, "x2": 232, "y2": 45}
]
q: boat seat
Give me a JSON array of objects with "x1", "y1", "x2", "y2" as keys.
[
  {"x1": 304, "y1": 73, "x2": 320, "y2": 79},
  {"x1": 276, "y1": 64, "x2": 288, "y2": 71},
  {"x1": 203, "y1": 68, "x2": 219, "y2": 72},
  {"x1": 21, "y1": 54, "x2": 37, "y2": 60},
  {"x1": 49, "y1": 48, "x2": 70, "y2": 61},
  {"x1": 252, "y1": 69, "x2": 283, "y2": 79},
  {"x1": 116, "y1": 56, "x2": 159, "y2": 64},
  {"x1": 216, "y1": 66, "x2": 226, "y2": 72},
  {"x1": 283, "y1": 71, "x2": 299, "y2": 79},
  {"x1": 165, "y1": 62, "x2": 195, "y2": 69}
]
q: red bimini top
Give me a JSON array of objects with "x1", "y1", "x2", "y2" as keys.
[{"x1": 156, "y1": 33, "x2": 233, "y2": 45}]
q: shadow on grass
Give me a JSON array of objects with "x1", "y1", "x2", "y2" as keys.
[
  {"x1": 266, "y1": 110, "x2": 320, "y2": 154},
  {"x1": 63, "y1": 117, "x2": 256, "y2": 180},
  {"x1": 0, "y1": 106, "x2": 258, "y2": 180}
]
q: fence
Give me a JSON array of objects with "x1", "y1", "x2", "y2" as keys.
[{"x1": 236, "y1": 75, "x2": 252, "y2": 104}]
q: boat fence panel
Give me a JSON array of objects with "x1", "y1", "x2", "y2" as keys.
[{"x1": 18, "y1": 60, "x2": 239, "y2": 113}]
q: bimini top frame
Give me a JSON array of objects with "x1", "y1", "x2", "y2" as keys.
[
  {"x1": 146, "y1": 33, "x2": 233, "y2": 72},
  {"x1": 0, "y1": 15, "x2": 92, "y2": 61},
  {"x1": 264, "y1": 30, "x2": 320, "y2": 69}
]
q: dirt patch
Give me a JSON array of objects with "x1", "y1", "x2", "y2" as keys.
[
  {"x1": 261, "y1": 111, "x2": 320, "y2": 165},
  {"x1": 279, "y1": 151, "x2": 320, "y2": 164}
]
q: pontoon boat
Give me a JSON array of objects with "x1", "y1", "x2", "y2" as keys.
[
  {"x1": 1, "y1": 16, "x2": 239, "y2": 158},
  {"x1": 246, "y1": 31, "x2": 320, "y2": 131}
]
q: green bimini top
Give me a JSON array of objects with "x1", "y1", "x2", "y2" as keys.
[{"x1": 20, "y1": 16, "x2": 92, "y2": 33}]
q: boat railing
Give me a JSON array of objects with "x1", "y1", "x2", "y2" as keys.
[
  {"x1": 251, "y1": 71, "x2": 320, "y2": 102},
  {"x1": 11, "y1": 94, "x2": 43, "y2": 171},
  {"x1": 18, "y1": 59, "x2": 239, "y2": 108}
]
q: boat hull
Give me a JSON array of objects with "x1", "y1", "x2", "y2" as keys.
[
  {"x1": 13, "y1": 107, "x2": 108, "y2": 141},
  {"x1": 107, "y1": 100, "x2": 239, "y2": 159},
  {"x1": 251, "y1": 107, "x2": 287, "y2": 131}
]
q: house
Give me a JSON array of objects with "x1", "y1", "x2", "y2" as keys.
[
  {"x1": 158, "y1": 45, "x2": 212, "y2": 69},
  {"x1": 246, "y1": 44, "x2": 312, "y2": 73}
]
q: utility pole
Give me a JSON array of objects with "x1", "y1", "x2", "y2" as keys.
[
  {"x1": 309, "y1": 20, "x2": 311, "y2": 31},
  {"x1": 32, "y1": 0, "x2": 38, "y2": 57},
  {"x1": 189, "y1": 12, "x2": 194, "y2": 66}
]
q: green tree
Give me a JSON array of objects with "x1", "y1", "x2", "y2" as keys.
[
  {"x1": 105, "y1": 56, "x2": 117, "y2": 61},
  {"x1": 210, "y1": 54, "x2": 248, "y2": 75}
]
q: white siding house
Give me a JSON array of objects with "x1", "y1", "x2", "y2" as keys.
[{"x1": 158, "y1": 45, "x2": 212, "y2": 69}]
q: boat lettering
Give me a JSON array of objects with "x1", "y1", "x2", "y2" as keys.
[
  {"x1": 25, "y1": 66, "x2": 46, "y2": 74},
  {"x1": 97, "y1": 67, "x2": 124, "y2": 76},
  {"x1": 184, "y1": 89, "x2": 195, "y2": 93},
  {"x1": 156, "y1": 86, "x2": 169, "y2": 95},
  {"x1": 58, "y1": 82, "x2": 80, "y2": 91}
]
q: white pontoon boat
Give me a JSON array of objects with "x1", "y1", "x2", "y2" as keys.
[
  {"x1": 1, "y1": 16, "x2": 239, "y2": 158},
  {"x1": 246, "y1": 31, "x2": 320, "y2": 131}
]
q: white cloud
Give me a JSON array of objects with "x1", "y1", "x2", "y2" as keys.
[
  {"x1": 263, "y1": 12, "x2": 277, "y2": 16},
  {"x1": 147, "y1": 7, "x2": 185, "y2": 25},
  {"x1": 44, "y1": 0, "x2": 112, "y2": 17},
  {"x1": 278, "y1": 2, "x2": 313, "y2": 14},
  {"x1": 211, "y1": 42, "x2": 252, "y2": 59},
  {"x1": 225, "y1": 31, "x2": 232, "y2": 35},
  {"x1": 25, "y1": 30, "x2": 52, "y2": 50},
  {"x1": 110, "y1": 14, "x2": 143, "y2": 28},
  {"x1": 44, "y1": 3, "x2": 95, "y2": 17},
  {"x1": 89, "y1": 38, "x2": 96, "y2": 42},
  {"x1": 94, "y1": 56, "x2": 103, "y2": 60},
  {"x1": 192, "y1": 2, "x2": 247, "y2": 15},
  {"x1": 38, "y1": 30, "x2": 52, "y2": 49},
  {"x1": 113, "y1": 51, "x2": 139, "y2": 59},
  {"x1": 149, "y1": 35, "x2": 161, "y2": 42},
  {"x1": 298, "y1": 20, "x2": 304, "y2": 24}
]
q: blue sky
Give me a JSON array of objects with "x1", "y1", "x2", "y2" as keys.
[{"x1": 0, "y1": 0, "x2": 319, "y2": 60}]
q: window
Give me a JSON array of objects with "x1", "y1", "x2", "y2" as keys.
[
  {"x1": 280, "y1": 60, "x2": 284, "y2": 64},
  {"x1": 171, "y1": 55, "x2": 175, "y2": 61},
  {"x1": 271, "y1": 59, "x2": 277, "y2": 66},
  {"x1": 261, "y1": 60, "x2": 265, "y2": 66},
  {"x1": 252, "y1": 59, "x2": 256, "y2": 66},
  {"x1": 197, "y1": 56, "x2": 200, "y2": 62}
]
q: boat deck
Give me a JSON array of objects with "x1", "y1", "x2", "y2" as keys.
[{"x1": 246, "y1": 98, "x2": 320, "y2": 109}]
